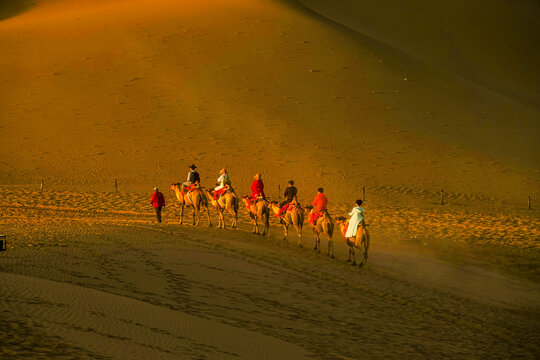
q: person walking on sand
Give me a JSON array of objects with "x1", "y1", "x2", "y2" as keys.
[
  {"x1": 150, "y1": 187, "x2": 166, "y2": 223},
  {"x1": 345, "y1": 200, "x2": 365, "y2": 238},
  {"x1": 309, "y1": 188, "x2": 328, "y2": 225}
]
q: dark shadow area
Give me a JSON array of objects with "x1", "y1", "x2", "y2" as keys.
[{"x1": 0, "y1": 0, "x2": 35, "y2": 21}]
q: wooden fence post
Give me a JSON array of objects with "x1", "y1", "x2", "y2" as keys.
[
  {"x1": 115, "y1": 179, "x2": 118, "y2": 192},
  {"x1": 362, "y1": 186, "x2": 365, "y2": 202},
  {"x1": 40, "y1": 179, "x2": 44, "y2": 192},
  {"x1": 440, "y1": 189, "x2": 444, "y2": 205},
  {"x1": 529, "y1": 196, "x2": 531, "y2": 210}
]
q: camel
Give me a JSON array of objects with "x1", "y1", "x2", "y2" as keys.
[
  {"x1": 169, "y1": 183, "x2": 212, "y2": 226},
  {"x1": 305, "y1": 206, "x2": 334, "y2": 257},
  {"x1": 335, "y1": 216, "x2": 369, "y2": 267},
  {"x1": 205, "y1": 189, "x2": 238, "y2": 229},
  {"x1": 242, "y1": 196, "x2": 270, "y2": 235},
  {"x1": 269, "y1": 201, "x2": 304, "y2": 246}
]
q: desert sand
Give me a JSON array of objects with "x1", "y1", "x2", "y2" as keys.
[{"x1": 1, "y1": 0, "x2": 539, "y2": 358}]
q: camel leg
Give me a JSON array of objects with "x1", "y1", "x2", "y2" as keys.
[
  {"x1": 218, "y1": 209, "x2": 224, "y2": 229},
  {"x1": 282, "y1": 224, "x2": 288, "y2": 241},
  {"x1": 262, "y1": 212, "x2": 269, "y2": 236},
  {"x1": 346, "y1": 246, "x2": 352, "y2": 262},
  {"x1": 253, "y1": 218, "x2": 259, "y2": 234},
  {"x1": 360, "y1": 236, "x2": 368, "y2": 267},
  {"x1": 180, "y1": 205, "x2": 184, "y2": 225},
  {"x1": 231, "y1": 211, "x2": 237, "y2": 229},
  {"x1": 217, "y1": 208, "x2": 223, "y2": 228},
  {"x1": 364, "y1": 235, "x2": 369, "y2": 264},
  {"x1": 313, "y1": 228, "x2": 321, "y2": 253},
  {"x1": 206, "y1": 207, "x2": 212, "y2": 227},
  {"x1": 296, "y1": 225, "x2": 303, "y2": 247},
  {"x1": 328, "y1": 240, "x2": 334, "y2": 258},
  {"x1": 312, "y1": 228, "x2": 319, "y2": 251},
  {"x1": 351, "y1": 246, "x2": 357, "y2": 266}
]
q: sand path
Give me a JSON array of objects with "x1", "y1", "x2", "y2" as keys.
[
  {"x1": 1, "y1": 271, "x2": 308, "y2": 359},
  {"x1": 1, "y1": 192, "x2": 539, "y2": 358}
]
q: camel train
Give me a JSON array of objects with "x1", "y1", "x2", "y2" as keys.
[{"x1": 168, "y1": 181, "x2": 369, "y2": 267}]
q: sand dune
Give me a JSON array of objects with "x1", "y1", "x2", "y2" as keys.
[
  {"x1": 0, "y1": 0, "x2": 538, "y2": 204},
  {"x1": 1, "y1": 0, "x2": 539, "y2": 358},
  {"x1": 298, "y1": 0, "x2": 540, "y2": 109},
  {"x1": 1, "y1": 272, "x2": 309, "y2": 359}
]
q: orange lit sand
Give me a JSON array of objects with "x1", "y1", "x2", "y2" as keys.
[{"x1": 1, "y1": 0, "x2": 539, "y2": 358}]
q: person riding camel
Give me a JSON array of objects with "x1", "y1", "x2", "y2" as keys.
[
  {"x1": 249, "y1": 173, "x2": 265, "y2": 204},
  {"x1": 213, "y1": 168, "x2": 232, "y2": 200},
  {"x1": 276, "y1": 180, "x2": 297, "y2": 218},
  {"x1": 309, "y1": 187, "x2": 328, "y2": 225},
  {"x1": 345, "y1": 200, "x2": 365, "y2": 238},
  {"x1": 182, "y1": 164, "x2": 200, "y2": 193}
]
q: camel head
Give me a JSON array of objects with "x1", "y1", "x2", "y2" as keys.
[
  {"x1": 334, "y1": 216, "x2": 349, "y2": 236},
  {"x1": 304, "y1": 205, "x2": 313, "y2": 215},
  {"x1": 169, "y1": 183, "x2": 180, "y2": 192}
]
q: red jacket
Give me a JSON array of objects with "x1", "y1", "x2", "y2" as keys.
[
  {"x1": 151, "y1": 191, "x2": 166, "y2": 207},
  {"x1": 312, "y1": 193, "x2": 328, "y2": 211},
  {"x1": 250, "y1": 180, "x2": 265, "y2": 198}
]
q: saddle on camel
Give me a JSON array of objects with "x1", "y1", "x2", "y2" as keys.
[
  {"x1": 212, "y1": 168, "x2": 234, "y2": 200},
  {"x1": 276, "y1": 180, "x2": 298, "y2": 219},
  {"x1": 182, "y1": 164, "x2": 200, "y2": 194}
]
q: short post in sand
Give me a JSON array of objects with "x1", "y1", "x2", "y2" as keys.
[
  {"x1": 440, "y1": 189, "x2": 444, "y2": 205},
  {"x1": 0, "y1": 235, "x2": 7, "y2": 252},
  {"x1": 40, "y1": 179, "x2": 44, "y2": 192},
  {"x1": 115, "y1": 179, "x2": 118, "y2": 192},
  {"x1": 528, "y1": 196, "x2": 531, "y2": 210},
  {"x1": 363, "y1": 186, "x2": 366, "y2": 202}
]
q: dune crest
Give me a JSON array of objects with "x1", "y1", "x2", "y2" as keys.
[
  {"x1": 297, "y1": 0, "x2": 540, "y2": 109},
  {"x1": 0, "y1": 0, "x2": 36, "y2": 21}
]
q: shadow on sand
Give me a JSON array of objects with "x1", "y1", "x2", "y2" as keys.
[{"x1": 0, "y1": 0, "x2": 35, "y2": 21}]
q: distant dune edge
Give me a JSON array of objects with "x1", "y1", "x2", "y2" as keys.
[
  {"x1": 0, "y1": 0, "x2": 36, "y2": 21},
  {"x1": 297, "y1": 0, "x2": 540, "y2": 109}
]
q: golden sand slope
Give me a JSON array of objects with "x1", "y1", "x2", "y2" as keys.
[
  {"x1": 0, "y1": 188, "x2": 539, "y2": 359},
  {"x1": 0, "y1": 0, "x2": 538, "y2": 208},
  {"x1": 1, "y1": 2, "x2": 539, "y2": 358}
]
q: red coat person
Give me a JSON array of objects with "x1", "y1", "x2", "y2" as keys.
[
  {"x1": 250, "y1": 173, "x2": 265, "y2": 199},
  {"x1": 310, "y1": 189, "x2": 328, "y2": 224},
  {"x1": 312, "y1": 192, "x2": 327, "y2": 211},
  {"x1": 151, "y1": 190, "x2": 166, "y2": 207}
]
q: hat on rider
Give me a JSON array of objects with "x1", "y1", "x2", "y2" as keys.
[
  {"x1": 288, "y1": 180, "x2": 294, "y2": 185},
  {"x1": 189, "y1": 164, "x2": 197, "y2": 170}
]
